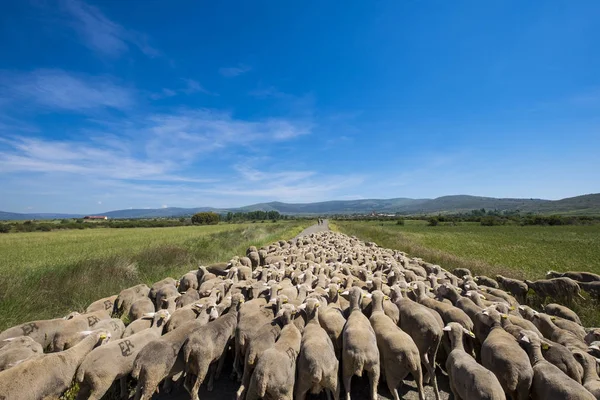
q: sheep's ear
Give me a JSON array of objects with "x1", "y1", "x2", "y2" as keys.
[
  {"x1": 341, "y1": 291, "x2": 349, "y2": 296},
  {"x1": 509, "y1": 306, "x2": 515, "y2": 311},
  {"x1": 2, "y1": 338, "x2": 16, "y2": 342},
  {"x1": 482, "y1": 310, "x2": 489, "y2": 316},
  {"x1": 518, "y1": 305, "x2": 525, "y2": 310},
  {"x1": 590, "y1": 345, "x2": 600, "y2": 351},
  {"x1": 501, "y1": 314, "x2": 508, "y2": 319},
  {"x1": 442, "y1": 325, "x2": 452, "y2": 332},
  {"x1": 520, "y1": 335, "x2": 531, "y2": 343},
  {"x1": 78, "y1": 330, "x2": 94, "y2": 336},
  {"x1": 384, "y1": 295, "x2": 390, "y2": 300},
  {"x1": 142, "y1": 312, "x2": 156, "y2": 319},
  {"x1": 298, "y1": 303, "x2": 307, "y2": 310},
  {"x1": 541, "y1": 342, "x2": 550, "y2": 350},
  {"x1": 365, "y1": 293, "x2": 372, "y2": 299},
  {"x1": 481, "y1": 295, "x2": 487, "y2": 300},
  {"x1": 550, "y1": 316, "x2": 556, "y2": 321},
  {"x1": 464, "y1": 329, "x2": 476, "y2": 338}
]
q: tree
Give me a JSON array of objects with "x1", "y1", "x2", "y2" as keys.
[
  {"x1": 427, "y1": 217, "x2": 439, "y2": 226},
  {"x1": 191, "y1": 212, "x2": 220, "y2": 225}
]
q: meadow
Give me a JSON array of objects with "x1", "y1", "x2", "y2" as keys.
[
  {"x1": 334, "y1": 219, "x2": 600, "y2": 325},
  {"x1": 0, "y1": 221, "x2": 308, "y2": 330}
]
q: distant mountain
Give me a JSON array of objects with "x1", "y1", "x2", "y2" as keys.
[{"x1": 1, "y1": 193, "x2": 599, "y2": 220}]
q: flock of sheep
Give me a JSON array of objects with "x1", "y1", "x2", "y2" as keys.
[{"x1": 1, "y1": 229, "x2": 600, "y2": 400}]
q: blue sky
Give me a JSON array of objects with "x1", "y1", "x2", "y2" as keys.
[{"x1": 1, "y1": 1, "x2": 599, "y2": 213}]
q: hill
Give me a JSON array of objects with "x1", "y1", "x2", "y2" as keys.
[{"x1": 1, "y1": 193, "x2": 599, "y2": 220}]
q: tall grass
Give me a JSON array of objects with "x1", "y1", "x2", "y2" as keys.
[
  {"x1": 0, "y1": 221, "x2": 307, "y2": 330},
  {"x1": 336, "y1": 220, "x2": 600, "y2": 326}
]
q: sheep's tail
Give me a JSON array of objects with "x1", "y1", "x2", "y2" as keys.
[
  {"x1": 353, "y1": 357, "x2": 365, "y2": 377},
  {"x1": 75, "y1": 364, "x2": 85, "y2": 383}
]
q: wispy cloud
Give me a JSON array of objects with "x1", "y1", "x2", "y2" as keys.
[
  {"x1": 219, "y1": 64, "x2": 252, "y2": 78},
  {"x1": 0, "y1": 69, "x2": 134, "y2": 112},
  {"x1": 181, "y1": 79, "x2": 216, "y2": 95},
  {"x1": 60, "y1": 0, "x2": 159, "y2": 58}
]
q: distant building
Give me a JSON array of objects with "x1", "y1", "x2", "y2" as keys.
[{"x1": 83, "y1": 216, "x2": 108, "y2": 220}]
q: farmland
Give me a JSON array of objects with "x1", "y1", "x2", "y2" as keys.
[
  {"x1": 0, "y1": 221, "x2": 308, "y2": 330},
  {"x1": 334, "y1": 219, "x2": 600, "y2": 325}
]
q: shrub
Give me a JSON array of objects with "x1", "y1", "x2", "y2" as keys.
[
  {"x1": 427, "y1": 217, "x2": 439, "y2": 226},
  {"x1": 0, "y1": 224, "x2": 10, "y2": 233},
  {"x1": 396, "y1": 219, "x2": 405, "y2": 225},
  {"x1": 191, "y1": 212, "x2": 220, "y2": 225}
]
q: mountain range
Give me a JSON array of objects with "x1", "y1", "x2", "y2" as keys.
[{"x1": 1, "y1": 193, "x2": 599, "y2": 220}]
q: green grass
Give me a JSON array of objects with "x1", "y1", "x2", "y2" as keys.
[
  {"x1": 336, "y1": 220, "x2": 600, "y2": 326},
  {"x1": 0, "y1": 221, "x2": 308, "y2": 330}
]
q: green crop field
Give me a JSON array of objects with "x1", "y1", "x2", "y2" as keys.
[
  {"x1": 334, "y1": 220, "x2": 600, "y2": 326},
  {"x1": 0, "y1": 221, "x2": 309, "y2": 330}
]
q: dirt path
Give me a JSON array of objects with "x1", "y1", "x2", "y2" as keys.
[{"x1": 294, "y1": 219, "x2": 330, "y2": 240}]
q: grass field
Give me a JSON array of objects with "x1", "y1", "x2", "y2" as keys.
[
  {"x1": 0, "y1": 221, "x2": 308, "y2": 330},
  {"x1": 335, "y1": 220, "x2": 600, "y2": 326}
]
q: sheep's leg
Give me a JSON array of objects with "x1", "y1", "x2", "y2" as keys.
[
  {"x1": 412, "y1": 364, "x2": 425, "y2": 400},
  {"x1": 189, "y1": 374, "x2": 204, "y2": 400},
  {"x1": 119, "y1": 377, "x2": 129, "y2": 400},
  {"x1": 368, "y1": 365, "x2": 380, "y2": 400},
  {"x1": 424, "y1": 351, "x2": 440, "y2": 400},
  {"x1": 294, "y1": 383, "x2": 310, "y2": 400},
  {"x1": 343, "y1": 374, "x2": 352, "y2": 400},
  {"x1": 207, "y1": 361, "x2": 218, "y2": 391},
  {"x1": 236, "y1": 363, "x2": 252, "y2": 400},
  {"x1": 215, "y1": 347, "x2": 228, "y2": 380}
]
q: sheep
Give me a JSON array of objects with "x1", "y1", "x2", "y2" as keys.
[
  {"x1": 114, "y1": 284, "x2": 151, "y2": 317},
  {"x1": 585, "y1": 328, "x2": 600, "y2": 345},
  {"x1": 295, "y1": 298, "x2": 340, "y2": 400},
  {"x1": 519, "y1": 330, "x2": 595, "y2": 400},
  {"x1": 524, "y1": 277, "x2": 585, "y2": 303},
  {"x1": 86, "y1": 295, "x2": 118, "y2": 315},
  {"x1": 549, "y1": 314, "x2": 587, "y2": 341},
  {"x1": 479, "y1": 309, "x2": 533, "y2": 400},
  {"x1": 443, "y1": 322, "x2": 505, "y2": 400},
  {"x1": 51, "y1": 310, "x2": 111, "y2": 352},
  {"x1": 578, "y1": 281, "x2": 600, "y2": 299},
  {"x1": 236, "y1": 306, "x2": 290, "y2": 400},
  {"x1": 341, "y1": 286, "x2": 380, "y2": 400},
  {"x1": 128, "y1": 297, "x2": 156, "y2": 321},
  {"x1": 543, "y1": 302, "x2": 582, "y2": 325},
  {"x1": 369, "y1": 291, "x2": 424, "y2": 400},
  {"x1": 475, "y1": 275, "x2": 500, "y2": 288},
  {"x1": 589, "y1": 342, "x2": 600, "y2": 358},
  {"x1": 245, "y1": 305, "x2": 302, "y2": 400},
  {"x1": 123, "y1": 313, "x2": 158, "y2": 338},
  {"x1": 75, "y1": 311, "x2": 170, "y2": 400},
  {"x1": 154, "y1": 283, "x2": 179, "y2": 309},
  {"x1": 175, "y1": 290, "x2": 200, "y2": 309},
  {"x1": 547, "y1": 270, "x2": 600, "y2": 283},
  {"x1": 62, "y1": 318, "x2": 125, "y2": 349},
  {"x1": 453, "y1": 268, "x2": 471, "y2": 278},
  {"x1": 0, "y1": 337, "x2": 43, "y2": 371},
  {"x1": 533, "y1": 313, "x2": 588, "y2": 351},
  {"x1": 390, "y1": 285, "x2": 442, "y2": 400},
  {"x1": 496, "y1": 275, "x2": 528, "y2": 304},
  {"x1": 183, "y1": 294, "x2": 244, "y2": 400},
  {"x1": 149, "y1": 277, "x2": 178, "y2": 300},
  {"x1": 573, "y1": 350, "x2": 600, "y2": 398},
  {"x1": 412, "y1": 282, "x2": 474, "y2": 334},
  {"x1": 502, "y1": 315, "x2": 583, "y2": 383},
  {"x1": 0, "y1": 330, "x2": 110, "y2": 400},
  {"x1": 0, "y1": 317, "x2": 69, "y2": 350},
  {"x1": 248, "y1": 251, "x2": 260, "y2": 268},
  {"x1": 131, "y1": 316, "x2": 214, "y2": 400}
]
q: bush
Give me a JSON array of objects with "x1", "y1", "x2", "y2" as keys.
[
  {"x1": 427, "y1": 217, "x2": 439, "y2": 226},
  {"x1": 396, "y1": 219, "x2": 405, "y2": 225},
  {"x1": 191, "y1": 212, "x2": 220, "y2": 225},
  {"x1": 0, "y1": 224, "x2": 10, "y2": 233}
]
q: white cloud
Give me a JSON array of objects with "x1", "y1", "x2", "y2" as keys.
[
  {"x1": 60, "y1": 0, "x2": 159, "y2": 58},
  {"x1": 161, "y1": 204, "x2": 168, "y2": 208},
  {"x1": 219, "y1": 64, "x2": 252, "y2": 78},
  {"x1": 0, "y1": 69, "x2": 133, "y2": 112}
]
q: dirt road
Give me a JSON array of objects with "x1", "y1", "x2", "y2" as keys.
[{"x1": 293, "y1": 219, "x2": 330, "y2": 240}]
